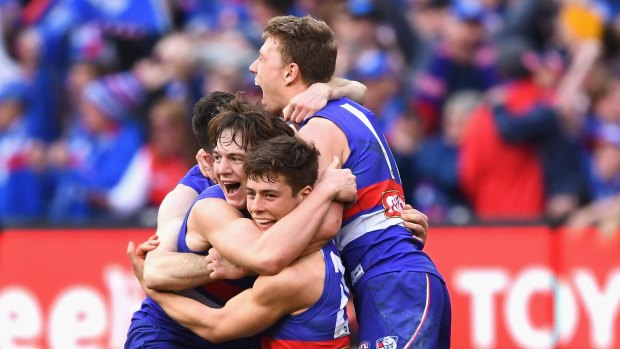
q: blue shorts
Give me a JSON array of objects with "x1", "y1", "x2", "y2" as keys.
[
  {"x1": 125, "y1": 318, "x2": 259, "y2": 349},
  {"x1": 353, "y1": 272, "x2": 451, "y2": 349}
]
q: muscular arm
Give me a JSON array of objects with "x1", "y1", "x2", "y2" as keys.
[
  {"x1": 148, "y1": 266, "x2": 311, "y2": 343},
  {"x1": 143, "y1": 185, "x2": 210, "y2": 290},
  {"x1": 207, "y1": 180, "x2": 344, "y2": 275},
  {"x1": 326, "y1": 77, "x2": 366, "y2": 105},
  {"x1": 207, "y1": 118, "x2": 351, "y2": 275},
  {"x1": 156, "y1": 184, "x2": 198, "y2": 226},
  {"x1": 283, "y1": 77, "x2": 367, "y2": 123}
]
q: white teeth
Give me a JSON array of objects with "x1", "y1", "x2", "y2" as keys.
[{"x1": 254, "y1": 78, "x2": 258, "y2": 86}]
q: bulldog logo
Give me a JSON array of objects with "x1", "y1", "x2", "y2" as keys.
[{"x1": 381, "y1": 190, "x2": 405, "y2": 218}]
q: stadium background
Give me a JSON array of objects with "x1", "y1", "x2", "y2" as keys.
[{"x1": 1, "y1": 0, "x2": 619, "y2": 348}]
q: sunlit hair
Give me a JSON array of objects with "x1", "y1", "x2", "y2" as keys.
[
  {"x1": 263, "y1": 15, "x2": 337, "y2": 85},
  {"x1": 244, "y1": 135, "x2": 320, "y2": 195},
  {"x1": 207, "y1": 93, "x2": 295, "y2": 152}
]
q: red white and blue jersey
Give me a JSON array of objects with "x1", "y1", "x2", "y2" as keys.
[
  {"x1": 262, "y1": 241, "x2": 351, "y2": 349},
  {"x1": 126, "y1": 184, "x2": 258, "y2": 348},
  {"x1": 302, "y1": 98, "x2": 443, "y2": 288}
]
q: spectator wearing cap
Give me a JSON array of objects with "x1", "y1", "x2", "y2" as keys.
[
  {"x1": 0, "y1": 78, "x2": 47, "y2": 222},
  {"x1": 348, "y1": 49, "x2": 406, "y2": 142},
  {"x1": 47, "y1": 75, "x2": 143, "y2": 222},
  {"x1": 411, "y1": 0, "x2": 500, "y2": 135}
]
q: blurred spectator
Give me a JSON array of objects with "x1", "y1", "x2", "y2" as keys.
[
  {"x1": 13, "y1": 27, "x2": 62, "y2": 143},
  {"x1": 0, "y1": 0, "x2": 618, "y2": 226},
  {"x1": 411, "y1": 0, "x2": 500, "y2": 135},
  {"x1": 404, "y1": 0, "x2": 451, "y2": 72},
  {"x1": 497, "y1": 0, "x2": 556, "y2": 52},
  {"x1": 348, "y1": 49, "x2": 405, "y2": 142},
  {"x1": 585, "y1": 123, "x2": 620, "y2": 200},
  {"x1": 47, "y1": 75, "x2": 143, "y2": 222},
  {"x1": 106, "y1": 97, "x2": 198, "y2": 218},
  {"x1": 459, "y1": 38, "x2": 548, "y2": 221},
  {"x1": 486, "y1": 37, "x2": 591, "y2": 222},
  {"x1": 567, "y1": 123, "x2": 620, "y2": 235},
  {"x1": 34, "y1": 0, "x2": 172, "y2": 70},
  {"x1": 0, "y1": 77, "x2": 47, "y2": 221},
  {"x1": 553, "y1": 0, "x2": 608, "y2": 122},
  {"x1": 348, "y1": 47, "x2": 420, "y2": 203},
  {"x1": 150, "y1": 32, "x2": 200, "y2": 105},
  {"x1": 412, "y1": 90, "x2": 480, "y2": 223}
]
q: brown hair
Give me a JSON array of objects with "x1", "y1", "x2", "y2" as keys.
[
  {"x1": 207, "y1": 93, "x2": 295, "y2": 152},
  {"x1": 263, "y1": 15, "x2": 337, "y2": 85},
  {"x1": 192, "y1": 91, "x2": 235, "y2": 152},
  {"x1": 244, "y1": 135, "x2": 320, "y2": 195}
]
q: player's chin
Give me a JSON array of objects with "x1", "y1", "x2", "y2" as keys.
[{"x1": 224, "y1": 193, "x2": 246, "y2": 211}]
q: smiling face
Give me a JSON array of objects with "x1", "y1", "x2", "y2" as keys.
[
  {"x1": 248, "y1": 36, "x2": 288, "y2": 115},
  {"x1": 213, "y1": 129, "x2": 250, "y2": 210},
  {"x1": 246, "y1": 173, "x2": 310, "y2": 232}
]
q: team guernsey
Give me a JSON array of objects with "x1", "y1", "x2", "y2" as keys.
[
  {"x1": 178, "y1": 165, "x2": 215, "y2": 194},
  {"x1": 302, "y1": 98, "x2": 443, "y2": 286},
  {"x1": 302, "y1": 98, "x2": 450, "y2": 347},
  {"x1": 125, "y1": 184, "x2": 259, "y2": 348},
  {"x1": 262, "y1": 241, "x2": 351, "y2": 349}
]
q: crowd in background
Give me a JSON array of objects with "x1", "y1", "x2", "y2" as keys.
[{"x1": 0, "y1": 0, "x2": 619, "y2": 232}]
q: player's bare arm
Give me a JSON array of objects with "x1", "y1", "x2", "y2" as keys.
[
  {"x1": 156, "y1": 184, "x2": 198, "y2": 226},
  {"x1": 147, "y1": 254, "x2": 321, "y2": 343},
  {"x1": 206, "y1": 159, "x2": 355, "y2": 275},
  {"x1": 141, "y1": 184, "x2": 214, "y2": 290},
  {"x1": 142, "y1": 192, "x2": 239, "y2": 290},
  {"x1": 283, "y1": 77, "x2": 367, "y2": 123}
]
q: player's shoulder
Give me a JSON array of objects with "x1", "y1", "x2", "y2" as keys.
[
  {"x1": 189, "y1": 197, "x2": 244, "y2": 231},
  {"x1": 298, "y1": 116, "x2": 346, "y2": 143}
]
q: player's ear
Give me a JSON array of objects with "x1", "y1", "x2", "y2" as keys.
[
  {"x1": 298, "y1": 185, "x2": 312, "y2": 200},
  {"x1": 204, "y1": 152, "x2": 215, "y2": 165},
  {"x1": 284, "y1": 63, "x2": 301, "y2": 86}
]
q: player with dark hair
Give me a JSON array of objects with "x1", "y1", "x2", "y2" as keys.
[
  {"x1": 136, "y1": 136, "x2": 353, "y2": 348},
  {"x1": 201, "y1": 15, "x2": 450, "y2": 348},
  {"x1": 126, "y1": 94, "x2": 356, "y2": 348}
]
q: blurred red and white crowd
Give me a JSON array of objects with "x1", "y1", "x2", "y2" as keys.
[{"x1": 0, "y1": 0, "x2": 619, "y2": 232}]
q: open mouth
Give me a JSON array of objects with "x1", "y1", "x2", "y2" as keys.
[{"x1": 223, "y1": 182, "x2": 241, "y2": 196}]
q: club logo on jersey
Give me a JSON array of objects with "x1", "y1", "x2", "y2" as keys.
[
  {"x1": 376, "y1": 336, "x2": 398, "y2": 349},
  {"x1": 359, "y1": 341, "x2": 370, "y2": 349},
  {"x1": 350, "y1": 263, "x2": 364, "y2": 286},
  {"x1": 381, "y1": 190, "x2": 405, "y2": 218}
]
